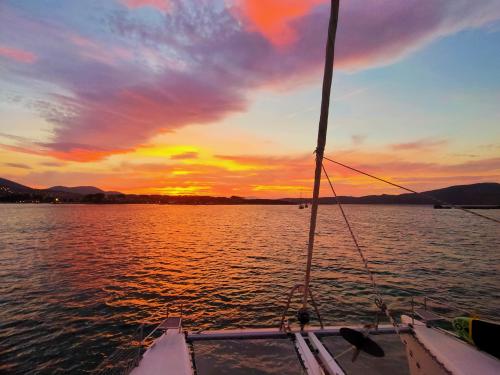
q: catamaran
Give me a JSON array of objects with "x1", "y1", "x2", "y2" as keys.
[{"x1": 96, "y1": 1, "x2": 499, "y2": 374}]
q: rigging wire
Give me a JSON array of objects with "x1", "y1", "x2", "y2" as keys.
[
  {"x1": 323, "y1": 156, "x2": 500, "y2": 224},
  {"x1": 321, "y1": 163, "x2": 403, "y2": 337},
  {"x1": 321, "y1": 164, "x2": 380, "y2": 301}
]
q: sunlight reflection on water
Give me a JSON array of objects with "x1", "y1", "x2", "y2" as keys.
[{"x1": 0, "y1": 204, "x2": 499, "y2": 373}]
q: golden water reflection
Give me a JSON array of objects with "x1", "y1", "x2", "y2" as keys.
[{"x1": 1, "y1": 204, "x2": 499, "y2": 373}]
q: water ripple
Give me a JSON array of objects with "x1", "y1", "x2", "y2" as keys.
[{"x1": 0, "y1": 204, "x2": 499, "y2": 373}]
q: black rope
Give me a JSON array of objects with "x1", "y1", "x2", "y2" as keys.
[{"x1": 323, "y1": 156, "x2": 500, "y2": 224}]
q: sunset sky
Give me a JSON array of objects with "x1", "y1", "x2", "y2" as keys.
[{"x1": 1, "y1": 0, "x2": 499, "y2": 197}]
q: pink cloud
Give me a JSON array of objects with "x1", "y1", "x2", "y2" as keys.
[
  {"x1": 0, "y1": 45, "x2": 36, "y2": 63},
  {"x1": 227, "y1": 0, "x2": 500, "y2": 70},
  {"x1": 0, "y1": 142, "x2": 131, "y2": 162},
  {"x1": 391, "y1": 139, "x2": 448, "y2": 151},
  {"x1": 41, "y1": 73, "x2": 247, "y2": 158},
  {"x1": 120, "y1": 0, "x2": 170, "y2": 11},
  {"x1": 67, "y1": 33, "x2": 133, "y2": 65}
]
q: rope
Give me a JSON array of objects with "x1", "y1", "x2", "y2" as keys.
[
  {"x1": 321, "y1": 164, "x2": 403, "y2": 337},
  {"x1": 323, "y1": 156, "x2": 500, "y2": 224},
  {"x1": 321, "y1": 165, "x2": 380, "y2": 300}
]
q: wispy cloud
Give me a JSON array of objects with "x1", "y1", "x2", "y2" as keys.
[
  {"x1": 0, "y1": 44, "x2": 36, "y2": 63},
  {"x1": 333, "y1": 87, "x2": 368, "y2": 102},
  {"x1": 351, "y1": 134, "x2": 366, "y2": 146},
  {"x1": 1, "y1": 0, "x2": 499, "y2": 162},
  {"x1": 0, "y1": 132, "x2": 32, "y2": 143},
  {"x1": 120, "y1": 0, "x2": 171, "y2": 12},
  {"x1": 4, "y1": 162, "x2": 31, "y2": 169},
  {"x1": 390, "y1": 138, "x2": 448, "y2": 151},
  {"x1": 40, "y1": 161, "x2": 66, "y2": 167},
  {"x1": 170, "y1": 151, "x2": 199, "y2": 160},
  {"x1": 286, "y1": 105, "x2": 316, "y2": 119}
]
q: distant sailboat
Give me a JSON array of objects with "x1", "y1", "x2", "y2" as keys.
[{"x1": 299, "y1": 192, "x2": 305, "y2": 209}]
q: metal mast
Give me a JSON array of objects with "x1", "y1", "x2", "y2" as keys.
[{"x1": 302, "y1": 0, "x2": 340, "y2": 308}]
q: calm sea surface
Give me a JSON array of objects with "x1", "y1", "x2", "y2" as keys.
[{"x1": 1, "y1": 204, "x2": 499, "y2": 374}]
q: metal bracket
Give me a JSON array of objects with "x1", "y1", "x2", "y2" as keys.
[{"x1": 279, "y1": 284, "x2": 324, "y2": 331}]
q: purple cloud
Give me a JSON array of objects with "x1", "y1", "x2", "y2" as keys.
[{"x1": 1, "y1": 0, "x2": 499, "y2": 161}]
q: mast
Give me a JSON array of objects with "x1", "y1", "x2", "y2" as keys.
[{"x1": 302, "y1": 0, "x2": 340, "y2": 308}]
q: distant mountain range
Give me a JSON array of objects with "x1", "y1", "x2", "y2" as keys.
[
  {"x1": 47, "y1": 185, "x2": 122, "y2": 195},
  {"x1": 0, "y1": 177, "x2": 122, "y2": 202},
  {"x1": 0, "y1": 177, "x2": 499, "y2": 205},
  {"x1": 285, "y1": 183, "x2": 500, "y2": 205},
  {"x1": 0, "y1": 177, "x2": 33, "y2": 193}
]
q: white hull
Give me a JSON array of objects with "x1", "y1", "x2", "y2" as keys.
[
  {"x1": 401, "y1": 315, "x2": 500, "y2": 375},
  {"x1": 130, "y1": 330, "x2": 193, "y2": 375}
]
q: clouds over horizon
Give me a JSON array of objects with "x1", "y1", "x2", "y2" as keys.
[
  {"x1": 4, "y1": 147, "x2": 499, "y2": 197},
  {"x1": 1, "y1": 0, "x2": 500, "y2": 163}
]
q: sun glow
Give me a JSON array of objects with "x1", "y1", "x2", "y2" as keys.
[
  {"x1": 252, "y1": 184, "x2": 310, "y2": 192},
  {"x1": 171, "y1": 170, "x2": 192, "y2": 176},
  {"x1": 135, "y1": 145, "x2": 199, "y2": 159},
  {"x1": 154, "y1": 185, "x2": 211, "y2": 195},
  {"x1": 134, "y1": 144, "x2": 273, "y2": 172}
]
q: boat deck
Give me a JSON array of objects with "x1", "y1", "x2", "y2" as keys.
[
  {"x1": 128, "y1": 325, "x2": 412, "y2": 375},
  {"x1": 103, "y1": 317, "x2": 500, "y2": 375}
]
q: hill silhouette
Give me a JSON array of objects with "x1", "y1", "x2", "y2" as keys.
[
  {"x1": 285, "y1": 183, "x2": 500, "y2": 205},
  {"x1": 0, "y1": 177, "x2": 499, "y2": 205},
  {"x1": 0, "y1": 178, "x2": 122, "y2": 202},
  {"x1": 48, "y1": 185, "x2": 122, "y2": 195}
]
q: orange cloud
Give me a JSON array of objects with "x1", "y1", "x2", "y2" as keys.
[
  {"x1": 170, "y1": 151, "x2": 199, "y2": 160},
  {"x1": 232, "y1": 0, "x2": 326, "y2": 46},
  {"x1": 46, "y1": 149, "x2": 125, "y2": 162},
  {"x1": 0, "y1": 45, "x2": 36, "y2": 63},
  {"x1": 153, "y1": 185, "x2": 211, "y2": 195},
  {"x1": 136, "y1": 145, "x2": 273, "y2": 172},
  {"x1": 0, "y1": 143, "x2": 130, "y2": 162},
  {"x1": 251, "y1": 184, "x2": 310, "y2": 192},
  {"x1": 6, "y1": 148, "x2": 499, "y2": 198}
]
